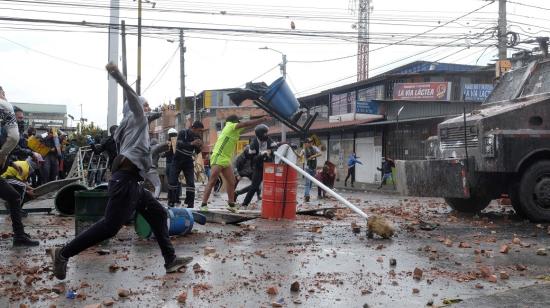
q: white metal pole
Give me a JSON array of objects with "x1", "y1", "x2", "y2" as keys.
[
  {"x1": 107, "y1": 0, "x2": 120, "y2": 128},
  {"x1": 274, "y1": 151, "x2": 369, "y2": 220}
]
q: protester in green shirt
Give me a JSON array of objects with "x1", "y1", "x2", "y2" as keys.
[{"x1": 201, "y1": 114, "x2": 271, "y2": 212}]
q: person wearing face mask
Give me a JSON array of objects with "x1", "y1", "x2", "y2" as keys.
[
  {"x1": 236, "y1": 124, "x2": 277, "y2": 208},
  {"x1": 50, "y1": 84, "x2": 193, "y2": 280}
]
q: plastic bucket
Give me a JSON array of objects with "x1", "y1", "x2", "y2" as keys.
[
  {"x1": 135, "y1": 213, "x2": 152, "y2": 239},
  {"x1": 135, "y1": 207, "x2": 195, "y2": 239},
  {"x1": 262, "y1": 162, "x2": 297, "y2": 220},
  {"x1": 54, "y1": 183, "x2": 88, "y2": 215},
  {"x1": 260, "y1": 77, "x2": 300, "y2": 119},
  {"x1": 74, "y1": 190, "x2": 109, "y2": 243}
]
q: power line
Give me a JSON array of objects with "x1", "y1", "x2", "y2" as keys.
[
  {"x1": 289, "y1": 0, "x2": 496, "y2": 63},
  {"x1": 508, "y1": 0, "x2": 550, "y2": 11},
  {"x1": 143, "y1": 46, "x2": 180, "y2": 94}
]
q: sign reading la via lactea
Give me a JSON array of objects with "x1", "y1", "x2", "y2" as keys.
[
  {"x1": 393, "y1": 82, "x2": 451, "y2": 101},
  {"x1": 463, "y1": 84, "x2": 494, "y2": 102}
]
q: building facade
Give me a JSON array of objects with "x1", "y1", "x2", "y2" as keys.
[
  {"x1": 266, "y1": 61, "x2": 495, "y2": 187},
  {"x1": 12, "y1": 102, "x2": 68, "y2": 131}
]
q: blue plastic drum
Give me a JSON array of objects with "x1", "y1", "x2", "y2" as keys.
[
  {"x1": 167, "y1": 208, "x2": 195, "y2": 236},
  {"x1": 135, "y1": 208, "x2": 195, "y2": 239},
  {"x1": 260, "y1": 77, "x2": 300, "y2": 119}
]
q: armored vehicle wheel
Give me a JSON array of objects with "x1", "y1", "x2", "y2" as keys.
[
  {"x1": 518, "y1": 161, "x2": 550, "y2": 222},
  {"x1": 444, "y1": 193, "x2": 491, "y2": 213}
]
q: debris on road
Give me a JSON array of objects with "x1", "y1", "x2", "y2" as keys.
[
  {"x1": 413, "y1": 268, "x2": 423, "y2": 280},
  {"x1": 267, "y1": 286, "x2": 278, "y2": 295},
  {"x1": 367, "y1": 215, "x2": 395, "y2": 239},
  {"x1": 290, "y1": 281, "x2": 300, "y2": 292},
  {"x1": 117, "y1": 288, "x2": 130, "y2": 298}
]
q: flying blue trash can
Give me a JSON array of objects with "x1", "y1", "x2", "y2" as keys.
[{"x1": 260, "y1": 77, "x2": 300, "y2": 119}]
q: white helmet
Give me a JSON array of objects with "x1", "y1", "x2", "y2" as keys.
[{"x1": 168, "y1": 128, "x2": 177, "y2": 135}]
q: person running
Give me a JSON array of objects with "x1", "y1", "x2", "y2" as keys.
[
  {"x1": 344, "y1": 152, "x2": 362, "y2": 187},
  {"x1": 168, "y1": 121, "x2": 204, "y2": 208},
  {"x1": 50, "y1": 89, "x2": 192, "y2": 280},
  {"x1": 200, "y1": 114, "x2": 270, "y2": 212},
  {"x1": 0, "y1": 85, "x2": 39, "y2": 246}
]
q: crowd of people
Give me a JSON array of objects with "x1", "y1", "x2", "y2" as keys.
[
  {"x1": 0, "y1": 86, "x2": 81, "y2": 247},
  {"x1": 1, "y1": 82, "x2": 396, "y2": 280}
]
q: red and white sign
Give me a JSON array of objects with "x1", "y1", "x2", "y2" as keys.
[{"x1": 393, "y1": 82, "x2": 452, "y2": 101}]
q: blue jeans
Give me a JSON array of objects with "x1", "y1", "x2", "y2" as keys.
[{"x1": 304, "y1": 167, "x2": 315, "y2": 197}]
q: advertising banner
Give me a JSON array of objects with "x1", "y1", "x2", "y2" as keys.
[
  {"x1": 463, "y1": 84, "x2": 493, "y2": 102},
  {"x1": 356, "y1": 101, "x2": 380, "y2": 114},
  {"x1": 393, "y1": 82, "x2": 451, "y2": 101}
]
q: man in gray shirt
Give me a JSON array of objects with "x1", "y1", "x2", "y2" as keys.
[{"x1": 50, "y1": 85, "x2": 192, "y2": 280}]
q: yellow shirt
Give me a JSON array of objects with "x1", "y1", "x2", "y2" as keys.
[
  {"x1": 1, "y1": 160, "x2": 31, "y2": 181},
  {"x1": 27, "y1": 135, "x2": 50, "y2": 157}
]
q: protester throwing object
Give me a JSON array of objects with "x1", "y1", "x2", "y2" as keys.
[
  {"x1": 345, "y1": 152, "x2": 362, "y2": 188},
  {"x1": 200, "y1": 114, "x2": 271, "y2": 213},
  {"x1": 50, "y1": 63, "x2": 193, "y2": 280}
]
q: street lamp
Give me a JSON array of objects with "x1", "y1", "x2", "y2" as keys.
[{"x1": 259, "y1": 46, "x2": 288, "y2": 142}]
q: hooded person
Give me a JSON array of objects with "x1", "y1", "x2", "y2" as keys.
[
  {"x1": 51, "y1": 91, "x2": 193, "y2": 281},
  {"x1": 235, "y1": 124, "x2": 278, "y2": 207}
]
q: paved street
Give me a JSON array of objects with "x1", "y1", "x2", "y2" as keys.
[{"x1": 1, "y1": 183, "x2": 549, "y2": 307}]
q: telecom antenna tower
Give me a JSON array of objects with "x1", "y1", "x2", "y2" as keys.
[{"x1": 350, "y1": 0, "x2": 373, "y2": 81}]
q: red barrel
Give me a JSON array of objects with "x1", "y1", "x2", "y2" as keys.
[{"x1": 262, "y1": 162, "x2": 297, "y2": 219}]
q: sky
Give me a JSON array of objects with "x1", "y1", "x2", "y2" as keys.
[{"x1": 0, "y1": 0, "x2": 548, "y2": 129}]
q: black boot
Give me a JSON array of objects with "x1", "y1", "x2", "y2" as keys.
[{"x1": 13, "y1": 233, "x2": 39, "y2": 247}]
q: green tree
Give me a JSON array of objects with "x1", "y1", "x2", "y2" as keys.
[{"x1": 70, "y1": 122, "x2": 107, "y2": 147}]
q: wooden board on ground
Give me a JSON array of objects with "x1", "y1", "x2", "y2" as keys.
[
  {"x1": 32, "y1": 178, "x2": 81, "y2": 198},
  {"x1": 296, "y1": 207, "x2": 339, "y2": 219},
  {"x1": 192, "y1": 209, "x2": 260, "y2": 224}
]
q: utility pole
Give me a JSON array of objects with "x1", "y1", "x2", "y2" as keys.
[
  {"x1": 498, "y1": 0, "x2": 507, "y2": 60},
  {"x1": 121, "y1": 20, "x2": 127, "y2": 103},
  {"x1": 107, "y1": 0, "x2": 119, "y2": 128},
  {"x1": 136, "y1": 0, "x2": 142, "y2": 95},
  {"x1": 179, "y1": 29, "x2": 186, "y2": 130}
]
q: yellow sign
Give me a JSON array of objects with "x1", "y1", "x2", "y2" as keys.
[
  {"x1": 236, "y1": 140, "x2": 248, "y2": 154},
  {"x1": 496, "y1": 60, "x2": 512, "y2": 77},
  {"x1": 204, "y1": 90, "x2": 212, "y2": 108}
]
